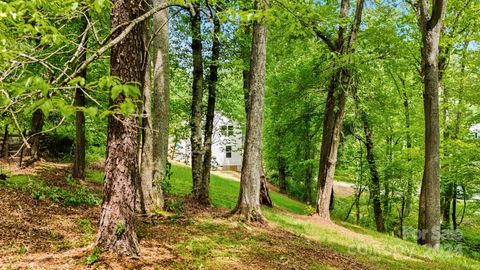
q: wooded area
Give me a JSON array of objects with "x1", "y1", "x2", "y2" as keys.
[{"x1": 0, "y1": 0, "x2": 479, "y2": 269}]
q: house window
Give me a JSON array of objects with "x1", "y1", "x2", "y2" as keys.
[
  {"x1": 226, "y1": 146, "x2": 232, "y2": 158},
  {"x1": 227, "y1": 125, "x2": 234, "y2": 136},
  {"x1": 221, "y1": 125, "x2": 235, "y2": 137}
]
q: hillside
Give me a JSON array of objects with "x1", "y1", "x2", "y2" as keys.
[{"x1": 0, "y1": 161, "x2": 478, "y2": 269}]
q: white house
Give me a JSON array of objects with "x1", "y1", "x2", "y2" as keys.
[
  {"x1": 172, "y1": 112, "x2": 243, "y2": 172},
  {"x1": 470, "y1": 124, "x2": 480, "y2": 139}
]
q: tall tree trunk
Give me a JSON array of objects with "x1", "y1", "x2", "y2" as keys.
[
  {"x1": 29, "y1": 109, "x2": 44, "y2": 160},
  {"x1": 151, "y1": 0, "x2": 170, "y2": 211},
  {"x1": 415, "y1": 0, "x2": 446, "y2": 249},
  {"x1": 442, "y1": 185, "x2": 452, "y2": 227},
  {"x1": 73, "y1": 16, "x2": 89, "y2": 180},
  {"x1": 138, "y1": 0, "x2": 169, "y2": 214},
  {"x1": 402, "y1": 80, "x2": 414, "y2": 216},
  {"x1": 139, "y1": 14, "x2": 155, "y2": 213},
  {"x1": 96, "y1": 0, "x2": 145, "y2": 256},
  {"x1": 190, "y1": 4, "x2": 205, "y2": 202},
  {"x1": 316, "y1": 0, "x2": 365, "y2": 219},
  {"x1": 233, "y1": 0, "x2": 268, "y2": 222},
  {"x1": 452, "y1": 184, "x2": 457, "y2": 230},
  {"x1": 354, "y1": 91, "x2": 385, "y2": 232},
  {"x1": 73, "y1": 82, "x2": 86, "y2": 179},
  {"x1": 200, "y1": 14, "x2": 221, "y2": 206},
  {"x1": 363, "y1": 121, "x2": 385, "y2": 232}
]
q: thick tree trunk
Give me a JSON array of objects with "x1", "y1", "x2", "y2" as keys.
[
  {"x1": 151, "y1": 0, "x2": 170, "y2": 211},
  {"x1": 190, "y1": 4, "x2": 205, "y2": 202},
  {"x1": 138, "y1": 0, "x2": 168, "y2": 214},
  {"x1": 233, "y1": 0, "x2": 268, "y2": 222},
  {"x1": 315, "y1": 71, "x2": 345, "y2": 219},
  {"x1": 416, "y1": 0, "x2": 446, "y2": 248},
  {"x1": 96, "y1": 0, "x2": 145, "y2": 256},
  {"x1": 139, "y1": 17, "x2": 155, "y2": 213},
  {"x1": 72, "y1": 17, "x2": 88, "y2": 180},
  {"x1": 200, "y1": 15, "x2": 221, "y2": 206},
  {"x1": 315, "y1": 0, "x2": 364, "y2": 220}
]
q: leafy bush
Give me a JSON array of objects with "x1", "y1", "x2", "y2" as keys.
[
  {"x1": 164, "y1": 198, "x2": 185, "y2": 216},
  {"x1": 32, "y1": 185, "x2": 101, "y2": 206}
]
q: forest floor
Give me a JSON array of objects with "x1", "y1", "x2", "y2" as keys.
[{"x1": 0, "y1": 161, "x2": 479, "y2": 270}]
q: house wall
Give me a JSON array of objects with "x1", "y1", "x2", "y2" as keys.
[
  {"x1": 211, "y1": 113, "x2": 243, "y2": 172},
  {"x1": 171, "y1": 112, "x2": 244, "y2": 172}
]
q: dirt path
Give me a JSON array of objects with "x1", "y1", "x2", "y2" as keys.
[{"x1": 213, "y1": 169, "x2": 356, "y2": 197}]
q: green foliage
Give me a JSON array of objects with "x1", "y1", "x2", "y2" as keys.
[
  {"x1": 77, "y1": 219, "x2": 95, "y2": 234},
  {"x1": 162, "y1": 161, "x2": 173, "y2": 194},
  {"x1": 164, "y1": 198, "x2": 186, "y2": 218},
  {"x1": 169, "y1": 163, "x2": 309, "y2": 215},
  {"x1": 32, "y1": 185, "x2": 101, "y2": 206},
  {"x1": 115, "y1": 219, "x2": 126, "y2": 237},
  {"x1": 84, "y1": 247, "x2": 101, "y2": 266},
  {"x1": 1, "y1": 174, "x2": 101, "y2": 206}
]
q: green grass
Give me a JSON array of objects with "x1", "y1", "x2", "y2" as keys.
[
  {"x1": 5, "y1": 163, "x2": 478, "y2": 269},
  {"x1": 169, "y1": 163, "x2": 480, "y2": 269},
  {"x1": 169, "y1": 163, "x2": 309, "y2": 214},
  {"x1": 263, "y1": 208, "x2": 480, "y2": 270},
  {"x1": 1, "y1": 174, "x2": 101, "y2": 206}
]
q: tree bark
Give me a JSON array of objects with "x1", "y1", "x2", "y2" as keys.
[
  {"x1": 353, "y1": 91, "x2": 385, "y2": 232},
  {"x1": 415, "y1": 0, "x2": 446, "y2": 249},
  {"x1": 139, "y1": 14, "x2": 155, "y2": 213},
  {"x1": 200, "y1": 14, "x2": 221, "y2": 206},
  {"x1": 315, "y1": 0, "x2": 365, "y2": 219},
  {"x1": 190, "y1": 4, "x2": 205, "y2": 202},
  {"x1": 363, "y1": 120, "x2": 385, "y2": 232},
  {"x1": 72, "y1": 16, "x2": 88, "y2": 180},
  {"x1": 96, "y1": 0, "x2": 145, "y2": 256},
  {"x1": 138, "y1": 0, "x2": 168, "y2": 214},
  {"x1": 260, "y1": 175, "x2": 273, "y2": 207},
  {"x1": 151, "y1": 0, "x2": 170, "y2": 211},
  {"x1": 233, "y1": 0, "x2": 268, "y2": 222},
  {"x1": 29, "y1": 109, "x2": 44, "y2": 160},
  {"x1": 402, "y1": 80, "x2": 414, "y2": 216}
]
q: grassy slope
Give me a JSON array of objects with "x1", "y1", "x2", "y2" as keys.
[
  {"x1": 2, "y1": 163, "x2": 479, "y2": 269},
  {"x1": 168, "y1": 163, "x2": 480, "y2": 270},
  {"x1": 169, "y1": 163, "x2": 309, "y2": 215}
]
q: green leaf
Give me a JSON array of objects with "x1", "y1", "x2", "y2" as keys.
[
  {"x1": 94, "y1": 0, "x2": 105, "y2": 13},
  {"x1": 39, "y1": 100, "x2": 52, "y2": 118},
  {"x1": 123, "y1": 84, "x2": 140, "y2": 98},
  {"x1": 111, "y1": 85, "x2": 123, "y2": 100},
  {"x1": 84, "y1": 106, "x2": 98, "y2": 117},
  {"x1": 69, "y1": 77, "x2": 85, "y2": 87},
  {"x1": 119, "y1": 99, "x2": 135, "y2": 116}
]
